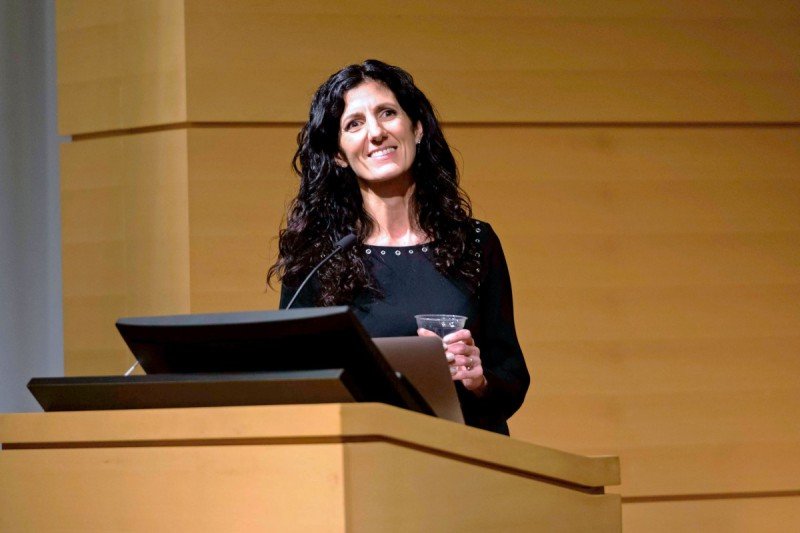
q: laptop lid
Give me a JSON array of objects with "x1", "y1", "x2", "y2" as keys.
[{"x1": 373, "y1": 337, "x2": 464, "y2": 425}]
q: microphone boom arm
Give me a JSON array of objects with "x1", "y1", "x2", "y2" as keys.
[{"x1": 285, "y1": 233, "x2": 357, "y2": 309}]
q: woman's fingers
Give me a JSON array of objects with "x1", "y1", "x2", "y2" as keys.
[
  {"x1": 450, "y1": 360, "x2": 484, "y2": 383},
  {"x1": 438, "y1": 330, "x2": 486, "y2": 393},
  {"x1": 446, "y1": 342, "x2": 474, "y2": 356},
  {"x1": 447, "y1": 343, "x2": 481, "y2": 368},
  {"x1": 448, "y1": 350, "x2": 482, "y2": 383},
  {"x1": 442, "y1": 329, "x2": 474, "y2": 345},
  {"x1": 448, "y1": 353, "x2": 480, "y2": 368}
]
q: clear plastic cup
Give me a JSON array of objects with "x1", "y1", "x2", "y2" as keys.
[{"x1": 414, "y1": 314, "x2": 467, "y2": 339}]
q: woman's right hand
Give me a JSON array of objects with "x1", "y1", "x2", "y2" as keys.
[{"x1": 417, "y1": 328, "x2": 487, "y2": 394}]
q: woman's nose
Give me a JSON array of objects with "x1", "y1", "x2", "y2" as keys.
[{"x1": 367, "y1": 117, "x2": 387, "y2": 142}]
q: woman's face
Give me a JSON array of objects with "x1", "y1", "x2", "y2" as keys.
[{"x1": 336, "y1": 80, "x2": 423, "y2": 185}]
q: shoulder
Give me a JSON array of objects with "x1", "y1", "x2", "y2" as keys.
[
  {"x1": 467, "y1": 219, "x2": 507, "y2": 283},
  {"x1": 468, "y1": 218, "x2": 501, "y2": 250}
]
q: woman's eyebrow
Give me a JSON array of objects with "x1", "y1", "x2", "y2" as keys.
[
  {"x1": 340, "y1": 110, "x2": 365, "y2": 123},
  {"x1": 374, "y1": 102, "x2": 397, "y2": 111}
]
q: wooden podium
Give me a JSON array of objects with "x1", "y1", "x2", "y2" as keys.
[{"x1": 0, "y1": 403, "x2": 619, "y2": 532}]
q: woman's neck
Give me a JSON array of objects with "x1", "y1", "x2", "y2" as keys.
[{"x1": 360, "y1": 177, "x2": 426, "y2": 246}]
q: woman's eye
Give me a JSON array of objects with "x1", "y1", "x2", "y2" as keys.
[
  {"x1": 344, "y1": 120, "x2": 361, "y2": 131},
  {"x1": 382, "y1": 109, "x2": 397, "y2": 118}
]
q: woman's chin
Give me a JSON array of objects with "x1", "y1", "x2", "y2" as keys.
[{"x1": 357, "y1": 171, "x2": 414, "y2": 188}]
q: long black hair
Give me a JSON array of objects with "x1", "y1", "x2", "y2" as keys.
[{"x1": 268, "y1": 59, "x2": 480, "y2": 305}]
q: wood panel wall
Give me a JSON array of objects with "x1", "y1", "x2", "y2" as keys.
[{"x1": 57, "y1": 1, "x2": 800, "y2": 530}]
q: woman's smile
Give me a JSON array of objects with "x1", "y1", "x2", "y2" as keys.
[{"x1": 368, "y1": 146, "x2": 397, "y2": 159}]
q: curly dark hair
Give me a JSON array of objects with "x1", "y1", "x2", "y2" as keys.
[{"x1": 268, "y1": 59, "x2": 480, "y2": 306}]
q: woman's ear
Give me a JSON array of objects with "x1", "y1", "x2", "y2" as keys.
[
  {"x1": 415, "y1": 122, "x2": 423, "y2": 144},
  {"x1": 334, "y1": 152, "x2": 349, "y2": 168}
]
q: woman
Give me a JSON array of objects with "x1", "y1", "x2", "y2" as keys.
[{"x1": 269, "y1": 60, "x2": 529, "y2": 435}]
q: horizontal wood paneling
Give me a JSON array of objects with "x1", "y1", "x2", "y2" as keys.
[
  {"x1": 456, "y1": 130, "x2": 800, "y2": 501},
  {"x1": 447, "y1": 126, "x2": 800, "y2": 497},
  {"x1": 453, "y1": 126, "x2": 800, "y2": 190},
  {"x1": 519, "y1": 338, "x2": 800, "y2": 396},
  {"x1": 182, "y1": 1, "x2": 800, "y2": 124},
  {"x1": 514, "y1": 285, "x2": 800, "y2": 341},
  {"x1": 523, "y1": 394, "x2": 800, "y2": 494},
  {"x1": 56, "y1": 0, "x2": 800, "y2": 134},
  {"x1": 502, "y1": 233, "x2": 800, "y2": 289},
  {"x1": 182, "y1": 1, "x2": 799, "y2": 123},
  {"x1": 475, "y1": 181, "x2": 800, "y2": 235},
  {"x1": 56, "y1": 0, "x2": 186, "y2": 135},
  {"x1": 623, "y1": 496, "x2": 800, "y2": 532},
  {"x1": 61, "y1": 130, "x2": 191, "y2": 375},
  {"x1": 187, "y1": 128, "x2": 298, "y2": 312}
]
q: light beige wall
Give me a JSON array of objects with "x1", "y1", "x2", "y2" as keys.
[
  {"x1": 57, "y1": 1, "x2": 800, "y2": 530},
  {"x1": 61, "y1": 129, "x2": 192, "y2": 375}
]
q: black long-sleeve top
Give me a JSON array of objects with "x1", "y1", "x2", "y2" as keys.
[{"x1": 279, "y1": 220, "x2": 529, "y2": 435}]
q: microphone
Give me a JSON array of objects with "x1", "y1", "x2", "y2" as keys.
[{"x1": 285, "y1": 233, "x2": 357, "y2": 309}]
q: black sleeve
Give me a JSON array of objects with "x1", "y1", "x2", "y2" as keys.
[{"x1": 460, "y1": 223, "x2": 530, "y2": 432}]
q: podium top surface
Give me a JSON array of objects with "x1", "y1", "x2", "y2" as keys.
[{"x1": 0, "y1": 403, "x2": 618, "y2": 490}]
